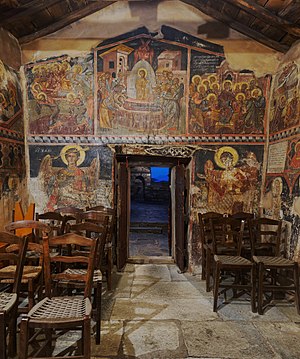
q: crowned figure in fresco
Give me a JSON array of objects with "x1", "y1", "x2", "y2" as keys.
[{"x1": 38, "y1": 145, "x2": 100, "y2": 211}]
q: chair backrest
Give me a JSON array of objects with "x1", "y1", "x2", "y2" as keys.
[
  {"x1": 249, "y1": 217, "x2": 282, "y2": 256},
  {"x1": 86, "y1": 205, "x2": 115, "y2": 216},
  {"x1": 43, "y1": 232, "x2": 98, "y2": 298},
  {"x1": 65, "y1": 221, "x2": 107, "y2": 269},
  {"x1": 36, "y1": 211, "x2": 65, "y2": 236},
  {"x1": 0, "y1": 231, "x2": 29, "y2": 294},
  {"x1": 211, "y1": 216, "x2": 245, "y2": 256},
  {"x1": 5, "y1": 220, "x2": 52, "y2": 265},
  {"x1": 232, "y1": 212, "x2": 255, "y2": 248},
  {"x1": 198, "y1": 212, "x2": 223, "y2": 247}
]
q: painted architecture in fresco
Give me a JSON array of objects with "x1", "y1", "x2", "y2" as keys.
[
  {"x1": 29, "y1": 145, "x2": 113, "y2": 213},
  {"x1": 0, "y1": 60, "x2": 25, "y2": 200},
  {"x1": 269, "y1": 61, "x2": 299, "y2": 133},
  {"x1": 26, "y1": 55, "x2": 94, "y2": 135}
]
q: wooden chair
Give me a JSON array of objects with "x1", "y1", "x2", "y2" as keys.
[
  {"x1": 19, "y1": 231, "x2": 98, "y2": 358},
  {"x1": 63, "y1": 221, "x2": 107, "y2": 344},
  {"x1": 198, "y1": 212, "x2": 223, "y2": 291},
  {"x1": 85, "y1": 207, "x2": 115, "y2": 291},
  {"x1": 0, "y1": 232, "x2": 29, "y2": 359},
  {"x1": 212, "y1": 217, "x2": 256, "y2": 312},
  {"x1": 250, "y1": 218, "x2": 300, "y2": 314},
  {"x1": 232, "y1": 212, "x2": 255, "y2": 259},
  {"x1": 36, "y1": 211, "x2": 66, "y2": 236},
  {"x1": 3, "y1": 220, "x2": 51, "y2": 312}
]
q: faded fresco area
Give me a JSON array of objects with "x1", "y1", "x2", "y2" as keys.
[
  {"x1": 0, "y1": 60, "x2": 23, "y2": 131},
  {"x1": 26, "y1": 55, "x2": 94, "y2": 135},
  {"x1": 192, "y1": 145, "x2": 263, "y2": 215},
  {"x1": 96, "y1": 26, "x2": 224, "y2": 135},
  {"x1": 29, "y1": 145, "x2": 113, "y2": 213},
  {"x1": 189, "y1": 61, "x2": 268, "y2": 134},
  {"x1": 265, "y1": 136, "x2": 300, "y2": 261},
  {"x1": 269, "y1": 61, "x2": 299, "y2": 133}
]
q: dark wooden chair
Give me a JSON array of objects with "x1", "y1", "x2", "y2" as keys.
[
  {"x1": 0, "y1": 231, "x2": 29, "y2": 359},
  {"x1": 19, "y1": 231, "x2": 98, "y2": 358},
  {"x1": 63, "y1": 221, "x2": 107, "y2": 344},
  {"x1": 232, "y1": 212, "x2": 255, "y2": 259},
  {"x1": 212, "y1": 217, "x2": 256, "y2": 312},
  {"x1": 198, "y1": 212, "x2": 223, "y2": 291},
  {"x1": 36, "y1": 211, "x2": 66, "y2": 236},
  {"x1": 3, "y1": 220, "x2": 51, "y2": 312},
  {"x1": 85, "y1": 207, "x2": 115, "y2": 291},
  {"x1": 250, "y1": 218, "x2": 300, "y2": 314}
]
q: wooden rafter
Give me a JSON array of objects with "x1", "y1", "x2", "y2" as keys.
[
  {"x1": 223, "y1": 0, "x2": 300, "y2": 37},
  {"x1": 181, "y1": 0, "x2": 289, "y2": 52},
  {"x1": 19, "y1": 1, "x2": 115, "y2": 44}
]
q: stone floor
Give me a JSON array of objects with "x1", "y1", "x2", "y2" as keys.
[{"x1": 90, "y1": 263, "x2": 300, "y2": 359}]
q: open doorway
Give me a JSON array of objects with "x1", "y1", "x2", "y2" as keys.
[{"x1": 129, "y1": 166, "x2": 171, "y2": 257}]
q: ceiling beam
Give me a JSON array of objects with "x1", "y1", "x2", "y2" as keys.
[
  {"x1": 181, "y1": 0, "x2": 289, "y2": 52},
  {"x1": 223, "y1": 0, "x2": 300, "y2": 37},
  {"x1": 0, "y1": 0, "x2": 62, "y2": 26},
  {"x1": 19, "y1": 1, "x2": 114, "y2": 44}
]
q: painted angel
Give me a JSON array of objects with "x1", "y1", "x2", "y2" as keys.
[{"x1": 38, "y1": 145, "x2": 100, "y2": 211}]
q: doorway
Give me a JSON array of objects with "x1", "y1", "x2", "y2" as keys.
[
  {"x1": 129, "y1": 165, "x2": 171, "y2": 257},
  {"x1": 115, "y1": 154, "x2": 190, "y2": 271}
]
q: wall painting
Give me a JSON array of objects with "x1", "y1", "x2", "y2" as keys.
[{"x1": 26, "y1": 55, "x2": 94, "y2": 135}]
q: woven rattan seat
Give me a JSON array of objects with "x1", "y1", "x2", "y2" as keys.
[
  {"x1": 0, "y1": 292, "x2": 17, "y2": 311},
  {"x1": 28, "y1": 296, "x2": 90, "y2": 322},
  {"x1": 214, "y1": 255, "x2": 252, "y2": 266},
  {"x1": 253, "y1": 256, "x2": 295, "y2": 267},
  {"x1": 64, "y1": 268, "x2": 103, "y2": 282},
  {"x1": 0, "y1": 265, "x2": 42, "y2": 283}
]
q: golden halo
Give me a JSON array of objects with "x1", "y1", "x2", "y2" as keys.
[
  {"x1": 235, "y1": 92, "x2": 245, "y2": 101},
  {"x1": 295, "y1": 141, "x2": 300, "y2": 152},
  {"x1": 207, "y1": 93, "x2": 217, "y2": 101},
  {"x1": 198, "y1": 83, "x2": 207, "y2": 92},
  {"x1": 208, "y1": 74, "x2": 217, "y2": 83},
  {"x1": 222, "y1": 80, "x2": 232, "y2": 89},
  {"x1": 192, "y1": 75, "x2": 201, "y2": 84},
  {"x1": 138, "y1": 68, "x2": 147, "y2": 77},
  {"x1": 60, "y1": 145, "x2": 85, "y2": 166},
  {"x1": 271, "y1": 177, "x2": 283, "y2": 195},
  {"x1": 214, "y1": 146, "x2": 239, "y2": 169},
  {"x1": 251, "y1": 88, "x2": 262, "y2": 97}
]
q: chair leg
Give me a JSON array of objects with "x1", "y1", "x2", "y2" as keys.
[
  {"x1": 19, "y1": 317, "x2": 29, "y2": 359},
  {"x1": 201, "y1": 247, "x2": 206, "y2": 280},
  {"x1": 293, "y1": 263, "x2": 300, "y2": 314},
  {"x1": 0, "y1": 312, "x2": 6, "y2": 359},
  {"x1": 251, "y1": 264, "x2": 257, "y2": 313},
  {"x1": 206, "y1": 248, "x2": 211, "y2": 292},
  {"x1": 83, "y1": 317, "x2": 91, "y2": 359},
  {"x1": 95, "y1": 281, "x2": 102, "y2": 345},
  {"x1": 107, "y1": 246, "x2": 112, "y2": 291},
  {"x1": 258, "y1": 262, "x2": 264, "y2": 315},
  {"x1": 7, "y1": 306, "x2": 18, "y2": 358},
  {"x1": 213, "y1": 262, "x2": 221, "y2": 312}
]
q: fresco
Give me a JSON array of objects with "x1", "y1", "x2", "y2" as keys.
[
  {"x1": 26, "y1": 55, "x2": 94, "y2": 135},
  {"x1": 189, "y1": 61, "x2": 268, "y2": 134},
  {"x1": 0, "y1": 60, "x2": 23, "y2": 132},
  {"x1": 0, "y1": 60, "x2": 25, "y2": 201},
  {"x1": 192, "y1": 145, "x2": 263, "y2": 215},
  {"x1": 269, "y1": 61, "x2": 299, "y2": 133},
  {"x1": 95, "y1": 26, "x2": 224, "y2": 135},
  {"x1": 29, "y1": 145, "x2": 113, "y2": 212}
]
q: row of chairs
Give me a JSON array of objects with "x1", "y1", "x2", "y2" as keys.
[
  {"x1": 0, "y1": 205, "x2": 114, "y2": 358},
  {"x1": 199, "y1": 212, "x2": 300, "y2": 314}
]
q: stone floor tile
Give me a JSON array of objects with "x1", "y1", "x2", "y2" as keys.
[
  {"x1": 253, "y1": 322, "x2": 300, "y2": 359},
  {"x1": 181, "y1": 320, "x2": 279, "y2": 359},
  {"x1": 91, "y1": 320, "x2": 123, "y2": 357},
  {"x1": 168, "y1": 264, "x2": 188, "y2": 281},
  {"x1": 134, "y1": 263, "x2": 171, "y2": 281},
  {"x1": 132, "y1": 281, "x2": 201, "y2": 299},
  {"x1": 111, "y1": 272, "x2": 134, "y2": 298},
  {"x1": 123, "y1": 319, "x2": 188, "y2": 358}
]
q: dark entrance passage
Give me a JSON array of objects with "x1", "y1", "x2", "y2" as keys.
[{"x1": 129, "y1": 166, "x2": 170, "y2": 257}]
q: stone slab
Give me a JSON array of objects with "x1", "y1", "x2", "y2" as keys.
[
  {"x1": 134, "y1": 263, "x2": 171, "y2": 281},
  {"x1": 91, "y1": 320, "x2": 123, "y2": 357}
]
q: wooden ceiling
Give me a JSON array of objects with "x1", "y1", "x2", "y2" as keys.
[{"x1": 0, "y1": 0, "x2": 300, "y2": 52}]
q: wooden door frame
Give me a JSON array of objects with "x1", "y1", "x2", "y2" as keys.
[{"x1": 115, "y1": 154, "x2": 190, "y2": 269}]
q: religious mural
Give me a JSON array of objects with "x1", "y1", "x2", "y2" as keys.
[
  {"x1": 95, "y1": 26, "x2": 224, "y2": 135},
  {"x1": 189, "y1": 62, "x2": 268, "y2": 134},
  {"x1": 192, "y1": 145, "x2": 263, "y2": 215},
  {"x1": 29, "y1": 145, "x2": 113, "y2": 213},
  {"x1": 269, "y1": 61, "x2": 299, "y2": 133},
  {"x1": 0, "y1": 60, "x2": 25, "y2": 200},
  {"x1": 25, "y1": 55, "x2": 94, "y2": 135}
]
